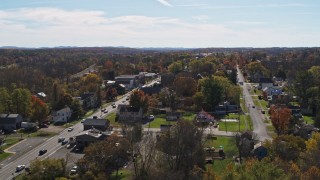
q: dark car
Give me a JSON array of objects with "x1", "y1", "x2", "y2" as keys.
[
  {"x1": 58, "y1": 137, "x2": 65, "y2": 143},
  {"x1": 39, "y1": 149, "x2": 47, "y2": 156},
  {"x1": 61, "y1": 140, "x2": 69, "y2": 145}
]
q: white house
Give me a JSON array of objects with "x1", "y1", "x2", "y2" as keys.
[{"x1": 52, "y1": 107, "x2": 72, "y2": 123}]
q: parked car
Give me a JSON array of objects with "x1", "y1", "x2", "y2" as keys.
[
  {"x1": 39, "y1": 149, "x2": 47, "y2": 156},
  {"x1": 68, "y1": 127, "x2": 74, "y2": 132},
  {"x1": 148, "y1": 115, "x2": 155, "y2": 120},
  {"x1": 70, "y1": 165, "x2": 78, "y2": 175},
  {"x1": 61, "y1": 140, "x2": 69, "y2": 145},
  {"x1": 58, "y1": 137, "x2": 65, "y2": 143},
  {"x1": 81, "y1": 119, "x2": 85, "y2": 123},
  {"x1": 16, "y1": 165, "x2": 25, "y2": 172},
  {"x1": 126, "y1": 96, "x2": 130, "y2": 100},
  {"x1": 112, "y1": 104, "x2": 116, "y2": 108}
]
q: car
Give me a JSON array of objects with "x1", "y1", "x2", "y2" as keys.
[
  {"x1": 148, "y1": 115, "x2": 155, "y2": 120},
  {"x1": 16, "y1": 165, "x2": 25, "y2": 172},
  {"x1": 39, "y1": 149, "x2": 47, "y2": 156},
  {"x1": 61, "y1": 140, "x2": 69, "y2": 145},
  {"x1": 112, "y1": 104, "x2": 116, "y2": 108},
  {"x1": 81, "y1": 119, "x2": 85, "y2": 123},
  {"x1": 104, "y1": 110, "x2": 108, "y2": 113},
  {"x1": 126, "y1": 96, "x2": 130, "y2": 100},
  {"x1": 58, "y1": 137, "x2": 65, "y2": 143},
  {"x1": 68, "y1": 127, "x2": 74, "y2": 132},
  {"x1": 252, "y1": 105, "x2": 255, "y2": 108},
  {"x1": 70, "y1": 165, "x2": 78, "y2": 175}
]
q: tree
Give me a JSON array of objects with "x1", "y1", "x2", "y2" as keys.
[
  {"x1": 269, "y1": 105, "x2": 292, "y2": 135},
  {"x1": 26, "y1": 158, "x2": 66, "y2": 180},
  {"x1": 129, "y1": 89, "x2": 149, "y2": 113},
  {"x1": 77, "y1": 135, "x2": 130, "y2": 178},
  {"x1": 105, "y1": 87, "x2": 118, "y2": 101},
  {"x1": 199, "y1": 77, "x2": 223, "y2": 111},
  {"x1": 173, "y1": 77, "x2": 197, "y2": 97},
  {"x1": 69, "y1": 99, "x2": 84, "y2": 120},
  {"x1": 11, "y1": 88, "x2": 31, "y2": 118},
  {"x1": 30, "y1": 96, "x2": 49, "y2": 125},
  {"x1": 156, "y1": 120, "x2": 205, "y2": 179},
  {"x1": 223, "y1": 158, "x2": 287, "y2": 180},
  {"x1": 293, "y1": 71, "x2": 314, "y2": 108},
  {"x1": 300, "y1": 132, "x2": 320, "y2": 171},
  {"x1": 192, "y1": 92, "x2": 205, "y2": 111},
  {"x1": 0, "y1": 87, "x2": 10, "y2": 113},
  {"x1": 168, "y1": 61, "x2": 183, "y2": 74},
  {"x1": 266, "y1": 135, "x2": 305, "y2": 162}
]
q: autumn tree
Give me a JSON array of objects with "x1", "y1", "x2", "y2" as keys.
[
  {"x1": 129, "y1": 89, "x2": 149, "y2": 113},
  {"x1": 300, "y1": 132, "x2": 320, "y2": 171},
  {"x1": 156, "y1": 120, "x2": 205, "y2": 179},
  {"x1": 30, "y1": 96, "x2": 49, "y2": 125},
  {"x1": 269, "y1": 105, "x2": 292, "y2": 135},
  {"x1": 105, "y1": 87, "x2": 118, "y2": 101},
  {"x1": 223, "y1": 159, "x2": 287, "y2": 180},
  {"x1": 26, "y1": 158, "x2": 66, "y2": 180},
  {"x1": 266, "y1": 135, "x2": 305, "y2": 162},
  {"x1": 173, "y1": 77, "x2": 197, "y2": 97},
  {"x1": 77, "y1": 135, "x2": 130, "y2": 179}
]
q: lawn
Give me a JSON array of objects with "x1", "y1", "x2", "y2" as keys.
[
  {"x1": 204, "y1": 136, "x2": 238, "y2": 176},
  {"x1": 29, "y1": 131, "x2": 57, "y2": 137},
  {"x1": 0, "y1": 138, "x2": 22, "y2": 150},
  {"x1": 110, "y1": 169, "x2": 132, "y2": 180},
  {"x1": 0, "y1": 152, "x2": 12, "y2": 162},
  {"x1": 218, "y1": 114, "x2": 251, "y2": 132},
  {"x1": 303, "y1": 115, "x2": 314, "y2": 125},
  {"x1": 148, "y1": 117, "x2": 177, "y2": 128},
  {"x1": 106, "y1": 112, "x2": 121, "y2": 127},
  {"x1": 182, "y1": 113, "x2": 196, "y2": 121}
]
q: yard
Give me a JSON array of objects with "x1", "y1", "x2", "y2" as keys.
[
  {"x1": 204, "y1": 136, "x2": 238, "y2": 176},
  {"x1": 218, "y1": 114, "x2": 252, "y2": 132},
  {"x1": 106, "y1": 112, "x2": 120, "y2": 127},
  {"x1": 303, "y1": 115, "x2": 314, "y2": 125}
]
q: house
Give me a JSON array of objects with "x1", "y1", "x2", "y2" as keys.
[
  {"x1": 195, "y1": 110, "x2": 215, "y2": 124},
  {"x1": 140, "y1": 86, "x2": 162, "y2": 96},
  {"x1": 83, "y1": 117, "x2": 110, "y2": 131},
  {"x1": 0, "y1": 114, "x2": 23, "y2": 132},
  {"x1": 52, "y1": 107, "x2": 72, "y2": 124},
  {"x1": 262, "y1": 86, "x2": 282, "y2": 96},
  {"x1": 294, "y1": 124, "x2": 319, "y2": 139},
  {"x1": 160, "y1": 124, "x2": 172, "y2": 132},
  {"x1": 81, "y1": 92, "x2": 98, "y2": 109},
  {"x1": 116, "y1": 104, "x2": 144, "y2": 123},
  {"x1": 214, "y1": 102, "x2": 239, "y2": 115},
  {"x1": 114, "y1": 75, "x2": 139, "y2": 90},
  {"x1": 75, "y1": 129, "x2": 108, "y2": 147},
  {"x1": 166, "y1": 112, "x2": 181, "y2": 121},
  {"x1": 252, "y1": 142, "x2": 268, "y2": 160},
  {"x1": 259, "y1": 78, "x2": 273, "y2": 89}
]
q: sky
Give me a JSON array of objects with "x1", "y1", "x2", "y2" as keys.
[{"x1": 0, "y1": 0, "x2": 319, "y2": 48}]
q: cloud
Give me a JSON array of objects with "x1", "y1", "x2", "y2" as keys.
[
  {"x1": 156, "y1": 0, "x2": 173, "y2": 7},
  {"x1": 202, "y1": 3, "x2": 306, "y2": 9},
  {"x1": 176, "y1": 4, "x2": 207, "y2": 7},
  {"x1": 230, "y1": 21, "x2": 266, "y2": 25},
  {"x1": 192, "y1": 15, "x2": 209, "y2": 22},
  {"x1": 0, "y1": 7, "x2": 318, "y2": 48}
]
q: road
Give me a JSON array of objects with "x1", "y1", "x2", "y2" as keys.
[
  {"x1": 0, "y1": 78, "x2": 160, "y2": 179},
  {"x1": 237, "y1": 66, "x2": 271, "y2": 141}
]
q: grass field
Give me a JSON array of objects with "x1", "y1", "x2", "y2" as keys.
[
  {"x1": 303, "y1": 115, "x2": 314, "y2": 125},
  {"x1": 29, "y1": 131, "x2": 57, "y2": 137},
  {"x1": 0, "y1": 152, "x2": 12, "y2": 161},
  {"x1": 106, "y1": 112, "x2": 121, "y2": 127},
  {"x1": 218, "y1": 114, "x2": 252, "y2": 132},
  {"x1": 204, "y1": 136, "x2": 238, "y2": 176},
  {"x1": 110, "y1": 169, "x2": 132, "y2": 180},
  {"x1": 0, "y1": 138, "x2": 23, "y2": 149}
]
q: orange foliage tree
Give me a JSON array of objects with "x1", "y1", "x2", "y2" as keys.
[{"x1": 270, "y1": 105, "x2": 292, "y2": 135}]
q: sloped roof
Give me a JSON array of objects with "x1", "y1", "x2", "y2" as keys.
[{"x1": 83, "y1": 118, "x2": 109, "y2": 126}]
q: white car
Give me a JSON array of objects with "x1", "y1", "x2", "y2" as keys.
[
  {"x1": 16, "y1": 165, "x2": 25, "y2": 172},
  {"x1": 68, "y1": 127, "x2": 74, "y2": 132}
]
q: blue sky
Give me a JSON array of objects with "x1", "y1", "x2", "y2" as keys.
[{"x1": 0, "y1": 0, "x2": 319, "y2": 48}]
